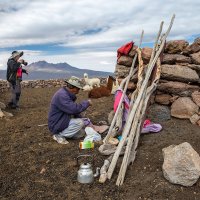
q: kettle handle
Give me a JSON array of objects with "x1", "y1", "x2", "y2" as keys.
[{"x1": 76, "y1": 154, "x2": 94, "y2": 166}]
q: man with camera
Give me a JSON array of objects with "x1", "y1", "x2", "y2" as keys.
[{"x1": 6, "y1": 51, "x2": 28, "y2": 109}]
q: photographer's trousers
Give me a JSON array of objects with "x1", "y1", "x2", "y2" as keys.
[{"x1": 9, "y1": 80, "x2": 21, "y2": 107}]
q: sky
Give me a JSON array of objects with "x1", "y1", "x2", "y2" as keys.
[{"x1": 0, "y1": 0, "x2": 199, "y2": 72}]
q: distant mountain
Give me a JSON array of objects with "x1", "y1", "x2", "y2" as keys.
[{"x1": 0, "y1": 61, "x2": 113, "y2": 80}]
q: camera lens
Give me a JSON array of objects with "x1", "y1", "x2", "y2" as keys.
[{"x1": 24, "y1": 61, "x2": 28, "y2": 66}]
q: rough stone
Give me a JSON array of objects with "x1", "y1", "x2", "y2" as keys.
[
  {"x1": 155, "y1": 94, "x2": 172, "y2": 105},
  {"x1": 179, "y1": 63, "x2": 200, "y2": 72},
  {"x1": 115, "y1": 64, "x2": 130, "y2": 78},
  {"x1": 191, "y1": 51, "x2": 200, "y2": 65},
  {"x1": 129, "y1": 45, "x2": 138, "y2": 57},
  {"x1": 147, "y1": 104, "x2": 171, "y2": 122},
  {"x1": 117, "y1": 56, "x2": 133, "y2": 67},
  {"x1": 165, "y1": 40, "x2": 189, "y2": 54},
  {"x1": 162, "y1": 54, "x2": 191, "y2": 64},
  {"x1": 162, "y1": 142, "x2": 200, "y2": 186},
  {"x1": 183, "y1": 37, "x2": 200, "y2": 54},
  {"x1": 171, "y1": 97, "x2": 199, "y2": 119},
  {"x1": 157, "y1": 81, "x2": 199, "y2": 97},
  {"x1": 161, "y1": 64, "x2": 199, "y2": 83}
]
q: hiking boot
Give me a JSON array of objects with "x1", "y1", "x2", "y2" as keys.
[
  {"x1": 6, "y1": 102, "x2": 13, "y2": 109},
  {"x1": 15, "y1": 105, "x2": 20, "y2": 110},
  {"x1": 53, "y1": 135, "x2": 69, "y2": 144},
  {"x1": 11, "y1": 105, "x2": 17, "y2": 109}
]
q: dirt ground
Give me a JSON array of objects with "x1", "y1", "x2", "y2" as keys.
[{"x1": 0, "y1": 87, "x2": 200, "y2": 200}]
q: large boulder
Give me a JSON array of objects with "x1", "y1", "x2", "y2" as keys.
[
  {"x1": 162, "y1": 142, "x2": 200, "y2": 186},
  {"x1": 191, "y1": 51, "x2": 200, "y2": 65},
  {"x1": 171, "y1": 97, "x2": 199, "y2": 118},
  {"x1": 161, "y1": 64, "x2": 199, "y2": 83},
  {"x1": 157, "y1": 81, "x2": 199, "y2": 97},
  {"x1": 191, "y1": 91, "x2": 200, "y2": 107},
  {"x1": 165, "y1": 40, "x2": 189, "y2": 54},
  {"x1": 162, "y1": 54, "x2": 191, "y2": 64}
]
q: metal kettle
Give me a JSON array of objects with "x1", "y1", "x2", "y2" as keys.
[{"x1": 77, "y1": 155, "x2": 100, "y2": 184}]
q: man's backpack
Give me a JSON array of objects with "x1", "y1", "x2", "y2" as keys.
[{"x1": 7, "y1": 59, "x2": 16, "y2": 84}]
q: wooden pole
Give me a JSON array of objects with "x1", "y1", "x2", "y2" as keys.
[{"x1": 99, "y1": 155, "x2": 113, "y2": 183}]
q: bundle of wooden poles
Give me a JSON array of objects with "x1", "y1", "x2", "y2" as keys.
[{"x1": 99, "y1": 14, "x2": 175, "y2": 186}]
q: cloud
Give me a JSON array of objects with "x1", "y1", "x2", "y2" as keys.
[{"x1": 0, "y1": 0, "x2": 199, "y2": 71}]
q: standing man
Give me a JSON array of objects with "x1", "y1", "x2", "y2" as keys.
[
  {"x1": 6, "y1": 51, "x2": 28, "y2": 109},
  {"x1": 48, "y1": 76, "x2": 92, "y2": 144}
]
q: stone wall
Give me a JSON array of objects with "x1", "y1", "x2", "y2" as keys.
[
  {"x1": 0, "y1": 77, "x2": 109, "y2": 93},
  {"x1": 0, "y1": 79, "x2": 65, "y2": 93},
  {"x1": 115, "y1": 38, "x2": 200, "y2": 125}
]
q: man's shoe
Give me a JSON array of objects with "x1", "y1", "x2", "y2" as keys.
[
  {"x1": 15, "y1": 105, "x2": 20, "y2": 110},
  {"x1": 6, "y1": 102, "x2": 13, "y2": 109},
  {"x1": 53, "y1": 135, "x2": 69, "y2": 144},
  {"x1": 11, "y1": 105, "x2": 17, "y2": 109}
]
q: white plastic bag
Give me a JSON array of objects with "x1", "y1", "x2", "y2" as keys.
[{"x1": 84, "y1": 127, "x2": 102, "y2": 142}]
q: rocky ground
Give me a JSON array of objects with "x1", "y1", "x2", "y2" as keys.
[{"x1": 0, "y1": 87, "x2": 200, "y2": 200}]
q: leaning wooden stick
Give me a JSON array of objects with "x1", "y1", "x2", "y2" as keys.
[
  {"x1": 128, "y1": 47, "x2": 145, "y2": 111},
  {"x1": 116, "y1": 96, "x2": 145, "y2": 185},
  {"x1": 99, "y1": 155, "x2": 113, "y2": 183}
]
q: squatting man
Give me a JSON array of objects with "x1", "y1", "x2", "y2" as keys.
[{"x1": 48, "y1": 76, "x2": 92, "y2": 144}]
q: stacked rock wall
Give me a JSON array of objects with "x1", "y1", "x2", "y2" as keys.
[
  {"x1": 0, "y1": 77, "x2": 108, "y2": 93},
  {"x1": 0, "y1": 79, "x2": 65, "y2": 93},
  {"x1": 115, "y1": 38, "x2": 200, "y2": 125}
]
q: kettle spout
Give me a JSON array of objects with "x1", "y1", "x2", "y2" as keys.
[{"x1": 93, "y1": 167, "x2": 100, "y2": 178}]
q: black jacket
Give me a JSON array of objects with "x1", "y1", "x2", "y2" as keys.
[{"x1": 7, "y1": 58, "x2": 26, "y2": 84}]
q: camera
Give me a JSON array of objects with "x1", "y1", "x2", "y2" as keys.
[{"x1": 23, "y1": 60, "x2": 28, "y2": 66}]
